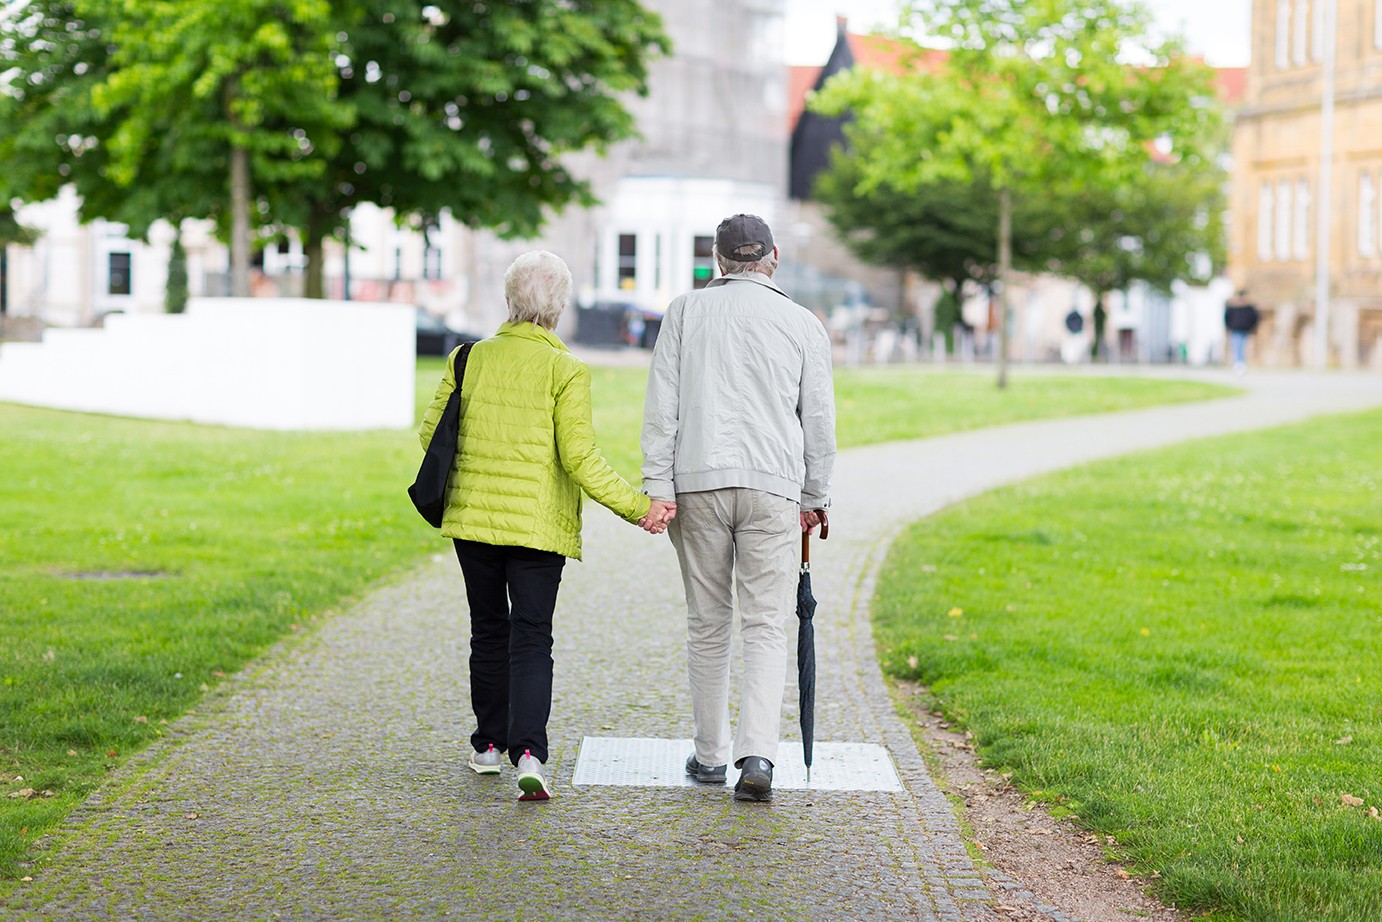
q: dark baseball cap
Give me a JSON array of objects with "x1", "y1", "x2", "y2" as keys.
[{"x1": 715, "y1": 214, "x2": 774, "y2": 262}]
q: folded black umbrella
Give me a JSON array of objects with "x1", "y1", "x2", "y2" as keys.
[{"x1": 796, "y1": 510, "x2": 828, "y2": 782}]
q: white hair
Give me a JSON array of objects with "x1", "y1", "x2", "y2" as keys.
[
  {"x1": 505, "y1": 250, "x2": 573, "y2": 328},
  {"x1": 713, "y1": 244, "x2": 778, "y2": 278}
]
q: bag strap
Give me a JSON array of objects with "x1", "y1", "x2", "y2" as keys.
[{"x1": 452, "y1": 341, "x2": 474, "y2": 391}]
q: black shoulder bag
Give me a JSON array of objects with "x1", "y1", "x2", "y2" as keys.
[{"x1": 408, "y1": 342, "x2": 474, "y2": 528}]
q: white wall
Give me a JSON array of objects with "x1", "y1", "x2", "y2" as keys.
[{"x1": 0, "y1": 297, "x2": 414, "y2": 430}]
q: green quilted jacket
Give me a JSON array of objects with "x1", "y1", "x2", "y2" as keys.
[{"x1": 418, "y1": 321, "x2": 650, "y2": 560}]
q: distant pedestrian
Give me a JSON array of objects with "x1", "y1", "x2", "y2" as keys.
[
  {"x1": 1224, "y1": 290, "x2": 1260, "y2": 375},
  {"x1": 419, "y1": 250, "x2": 674, "y2": 802},
  {"x1": 641, "y1": 214, "x2": 837, "y2": 802}
]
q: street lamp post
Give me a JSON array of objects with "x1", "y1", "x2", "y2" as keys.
[{"x1": 1314, "y1": 0, "x2": 1336, "y2": 369}]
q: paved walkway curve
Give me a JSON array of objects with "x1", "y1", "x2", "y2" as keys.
[{"x1": 7, "y1": 371, "x2": 1381, "y2": 922}]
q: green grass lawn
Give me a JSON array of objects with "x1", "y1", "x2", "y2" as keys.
[
  {"x1": 0, "y1": 358, "x2": 1230, "y2": 880},
  {"x1": 873, "y1": 408, "x2": 1382, "y2": 921}
]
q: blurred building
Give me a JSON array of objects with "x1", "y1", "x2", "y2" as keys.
[{"x1": 1230, "y1": 0, "x2": 1382, "y2": 368}]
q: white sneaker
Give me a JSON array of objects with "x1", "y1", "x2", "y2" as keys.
[
  {"x1": 516, "y1": 749, "x2": 551, "y2": 801},
  {"x1": 467, "y1": 743, "x2": 502, "y2": 775}
]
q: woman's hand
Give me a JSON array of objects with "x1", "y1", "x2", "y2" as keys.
[{"x1": 640, "y1": 499, "x2": 677, "y2": 534}]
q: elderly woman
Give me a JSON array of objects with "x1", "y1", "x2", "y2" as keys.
[{"x1": 419, "y1": 250, "x2": 673, "y2": 801}]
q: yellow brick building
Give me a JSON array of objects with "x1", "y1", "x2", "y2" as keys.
[{"x1": 1231, "y1": 0, "x2": 1382, "y2": 367}]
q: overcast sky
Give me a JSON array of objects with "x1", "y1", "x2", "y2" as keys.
[{"x1": 784, "y1": 0, "x2": 1253, "y2": 67}]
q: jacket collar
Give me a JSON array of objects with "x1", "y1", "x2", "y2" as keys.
[
  {"x1": 718, "y1": 270, "x2": 785, "y2": 294},
  {"x1": 708, "y1": 271, "x2": 791, "y2": 300},
  {"x1": 496, "y1": 320, "x2": 571, "y2": 353}
]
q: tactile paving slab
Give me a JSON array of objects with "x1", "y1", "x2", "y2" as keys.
[{"x1": 572, "y1": 736, "x2": 903, "y2": 791}]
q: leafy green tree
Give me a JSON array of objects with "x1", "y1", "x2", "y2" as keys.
[
  {"x1": 0, "y1": 1, "x2": 670, "y2": 300},
  {"x1": 277, "y1": 1, "x2": 669, "y2": 298},
  {"x1": 0, "y1": 0, "x2": 341, "y2": 297},
  {"x1": 1043, "y1": 153, "x2": 1228, "y2": 360},
  {"x1": 91, "y1": 0, "x2": 344, "y2": 296},
  {"x1": 814, "y1": 0, "x2": 1221, "y2": 387}
]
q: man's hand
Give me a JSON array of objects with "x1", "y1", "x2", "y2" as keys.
[
  {"x1": 800, "y1": 509, "x2": 821, "y2": 534},
  {"x1": 640, "y1": 499, "x2": 677, "y2": 535}
]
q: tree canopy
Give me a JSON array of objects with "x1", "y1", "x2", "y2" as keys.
[{"x1": 0, "y1": 0, "x2": 670, "y2": 296}]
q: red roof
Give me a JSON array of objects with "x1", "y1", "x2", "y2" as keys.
[
  {"x1": 788, "y1": 65, "x2": 823, "y2": 137},
  {"x1": 789, "y1": 29, "x2": 943, "y2": 132},
  {"x1": 1214, "y1": 66, "x2": 1247, "y2": 107}
]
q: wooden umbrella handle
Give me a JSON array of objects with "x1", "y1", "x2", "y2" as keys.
[{"x1": 802, "y1": 508, "x2": 830, "y2": 565}]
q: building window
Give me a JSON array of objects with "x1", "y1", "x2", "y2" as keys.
[
  {"x1": 108, "y1": 252, "x2": 132, "y2": 295},
  {"x1": 1275, "y1": 180, "x2": 1293, "y2": 260},
  {"x1": 423, "y1": 245, "x2": 442, "y2": 280},
  {"x1": 1259, "y1": 182, "x2": 1275, "y2": 261},
  {"x1": 1361, "y1": 173, "x2": 1378, "y2": 258},
  {"x1": 1277, "y1": 0, "x2": 1292, "y2": 69},
  {"x1": 617, "y1": 233, "x2": 637, "y2": 289},
  {"x1": 1293, "y1": 0, "x2": 1309, "y2": 64},
  {"x1": 1293, "y1": 179, "x2": 1311, "y2": 260},
  {"x1": 692, "y1": 235, "x2": 715, "y2": 289}
]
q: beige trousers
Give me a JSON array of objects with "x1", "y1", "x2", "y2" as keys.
[{"x1": 668, "y1": 487, "x2": 799, "y2": 768}]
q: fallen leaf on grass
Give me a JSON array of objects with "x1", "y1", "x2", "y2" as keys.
[
  {"x1": 67, "y1": 750, "x2": 77, "y2": 756},
  {"x1": 1341, "y1": 794, "x2": 1365, "y2": 807},
  {"x1": 948, "y1": 608, "x2": 963, "y2": 618},
  {"x1": 1115, "y1": 869, "x2": 1131, "y2": 880},
  {"x1": 1334, "y1": 736, "x2": 1353, "y2": 745},
  {"x1": 944, "y1": 634, "x2": 958, "y2": 642},
  {"x1": 907, "y1": 656, "x2": 919, "y2": 670},
  {"x1": 6, "y1": 789, "x2": 54, "y2": 800},
  {"x1": 186, "y1": 813, "x2": 199, "y2": 820},
  {"x1": 1369, "y1": 807, "x2": 1379, "y2": 820},
  {"x1": 20, "y1": 877, "x2": 32, "y2": 883},
  {"x1": 107, "y1": 750, "x2": 117, "y2": 758},
  {"x1": 134, "y1": 716, "x2": 148, "y2": 724}
]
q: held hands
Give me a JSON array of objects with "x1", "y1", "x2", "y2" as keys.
[{"x1": 639, "y1": 499, "x2": 677, "y2": 535}]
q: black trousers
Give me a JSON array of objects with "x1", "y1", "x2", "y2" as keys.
[{"x1": 452, "y1": 539, "x2": 565, "y2": 766}]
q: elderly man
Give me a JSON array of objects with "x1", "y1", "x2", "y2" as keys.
[{"x1": 641, "y1": 214, "x2": 836, "y2": 802}]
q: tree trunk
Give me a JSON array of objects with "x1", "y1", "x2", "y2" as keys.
[
  {"x1": 996, "y1": 187, "x2": 1012, "y2": 390},
  {"x1": 303, "y1": 214, "x2": 325, "y2": 300},
  {"x1": 0, "y1": 246, "x2": 8, "y2": 319},
  {"x1": 229, "y1": 144, "x2": 251, "y2": 297}
]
